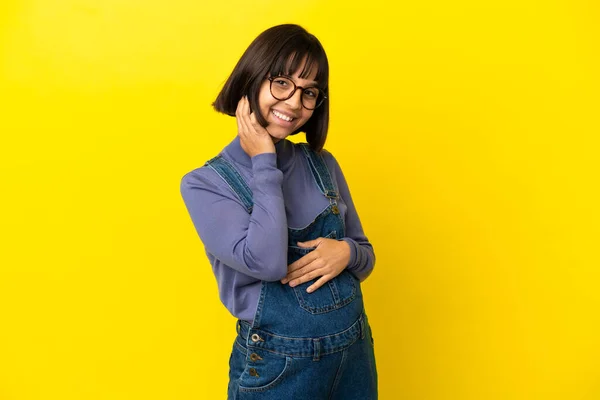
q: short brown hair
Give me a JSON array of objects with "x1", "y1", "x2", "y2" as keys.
[{"x1": 212, "y1": 24, "x2": 330, "y2": 152}]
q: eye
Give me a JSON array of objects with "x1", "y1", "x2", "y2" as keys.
[
  {"x1": 303, "y1": 88, "x2": 318, "y2": 98},
  {"x1": 274, "y1": 79, "x2": 288, "y2": 87}
]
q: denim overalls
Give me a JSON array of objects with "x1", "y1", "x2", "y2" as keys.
[{"x1": 206, "y1": 144, "x2": 377, "y2": 399}]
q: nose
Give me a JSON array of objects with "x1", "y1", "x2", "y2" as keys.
[{"x1": 284, "y1": 88, "x2": 303, "y2": 110}]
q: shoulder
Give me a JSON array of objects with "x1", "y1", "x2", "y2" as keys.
[
  {"x1": 294, "y1": 142, "x2": 340, "y2": 167},
  {"x1": 318, "y1": 147, "x2": 343, "y2": 175},
  {"x1": 180, "y1": 159, "x2": 233, "y2": 198},
  {"x1": 181, "y1": 165, "x2": 215, "y2": 191},
  {"x1": 318, "y1": 147, "x2": 336, "y2": 161},
  {"x1": 299, "y1": 145, "x2": 347, "y2": 187},
  {"x1": 292, "y1": 143, "x2": 346, "y2": 181}
]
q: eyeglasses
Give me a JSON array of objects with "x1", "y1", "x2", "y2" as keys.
[{"x1": 267, "y1": 75, "x2": 327, "y2": 110}]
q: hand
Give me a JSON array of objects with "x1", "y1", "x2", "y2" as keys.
[
  {"x1": 236, "y1": 96, "x2": 275, "y2": 157},
  {"x1": 281, "y1": 238, "x2": 351, "y2": 293}
]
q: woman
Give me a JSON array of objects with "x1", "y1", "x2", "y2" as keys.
[{"x1": 181, "y1": 24, "x2": 377, "y2": 399}]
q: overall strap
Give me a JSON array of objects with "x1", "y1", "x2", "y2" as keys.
[
  {"x1": 205, "y1": 155, "x2": 253, "y2": 213},
  {"x1": 299, "y1": 144, "x2": 338, "y2": 199}
]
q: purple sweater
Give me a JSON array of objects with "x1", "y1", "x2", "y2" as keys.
[{"x1": 180, "y1": 137, "x2": 375, "y2": 321}]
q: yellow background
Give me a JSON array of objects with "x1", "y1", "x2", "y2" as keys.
[{"x1": 1, "y1": 0, "x2": 599, "y2": 399}]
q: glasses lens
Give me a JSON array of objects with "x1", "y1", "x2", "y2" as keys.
[
  {"x1": 301, "y1": 87, "x2": 321, "y2": 110},
  {"x1": 270, "y1": 77, "x2": 294, "y2": 100},
  {"x1": 270, "y1": 76, "x2": 324, "y2": 110}
]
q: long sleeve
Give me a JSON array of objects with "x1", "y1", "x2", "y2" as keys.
[
  {"x1": 325, "y1": 152, "x2": 376, "y2": 282},
  {"x1": 180, "y1": 153, "x2": 289, "y2": 282}
]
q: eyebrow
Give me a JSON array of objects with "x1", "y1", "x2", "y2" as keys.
[{"x1": 280, "y1": 74, "x2": 319, "y2": 88}]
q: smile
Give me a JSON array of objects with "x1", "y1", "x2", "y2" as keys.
[{"x1": 272, "y1": 110, "x2": 295, "y2": 122}]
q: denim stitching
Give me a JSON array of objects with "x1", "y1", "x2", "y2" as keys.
[
  {"x1": 238, "y1": 356, "x2": 293, "y2": 393},
  {"x1": 329, "y1": 279, "x2": 341, "y2": 303},
  {"x1": 206, "y1": 163, "x2": 246, "y2": 209},
  {"x1": 312, "y1": 339, "x2": 321, "y2": 361},
  {"x1": 238, "y1": 319, "x2": 362, "y2": 358},
  {"x1": 293, "y1": 273, "x2": 357, "y2": 314},
  {"x1": 299, "y1": 144, "x2": 326, "y2": 195},
  {"x1": 213, "y1": 156, "x2": 253, "y2": 202},
  {"x1": 234, "y1": 340, "x2": 247, "y2": 355},
  {"x1": 329, "y1": 348, "x2": 347, "y2": 399},
  {"x1": 310, "y1": 147, "x2": 338, "y2": 199},
  {"x1": 242, "y1": 334, "x2": 359, "y2": 358},
  {"x1": 251, "y1": 281, "x2": 267, "y2": 329},
  {"x1": 205, "y1": 156, "x2": 253, "y2": 213},
  {"x1": 241, "y1": 314, "x2": 361, "y2": 341},
  {"x1": 287, "y1": 204, "x2": 332, "y2": 231},
  {"x1": 299, "y1": 144, "x2": 338, "y2": 198}
]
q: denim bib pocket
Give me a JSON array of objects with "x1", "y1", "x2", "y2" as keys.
[
  {"x1": 292, "y1": 270, "x2": 357, "y2": 315},
  {"x1": 288, "y1": 231, "x2": 357, "y2": 315},
  {"x1": 288, "y1": 230, "x2": 337, "y2": 255}
]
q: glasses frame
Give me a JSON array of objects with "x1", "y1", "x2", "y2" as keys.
[{"x1": 267, "y1": 75, "x2": 327, "y2": 110}]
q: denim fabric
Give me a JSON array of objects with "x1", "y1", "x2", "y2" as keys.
[
  {"x1": 210, "y1": 144, "x2": 377, "y2": 399},
  {"x1": 205, "y1": 155, "x2": 254, "y2": 214}
]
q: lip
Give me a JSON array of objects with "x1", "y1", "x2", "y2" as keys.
[
  {"x1": 270, "y1": 109, "x2": 298, "y2": 127},
  {"x1": 272, "y1": 109, "x2": 300, "y2": 119}
]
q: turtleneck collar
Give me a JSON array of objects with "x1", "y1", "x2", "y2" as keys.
[{"x1": 223, "y1": 136, "x2": 296, "y2": 171}]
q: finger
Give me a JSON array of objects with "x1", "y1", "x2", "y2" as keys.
[
  {"x1": 249, "y1": 112, "x2": 263, "y2": 133},
  {"x1": 244, "y1": 95, "x2": 251, "y2": 115},
  {"x1": 247, "y1": 107, "x2": 266, "y2": 136},
  {"x1": 236, "y1": 96, "x2": 248, "y2": 119},
  {"x1": 289, "y1": 267, "x2": 327, "y2": 288},
  {"x1": 235, "y1": 97, "x2": 243, "y2": 116},
  {"x1": 237, "y1": 97, "x2": 251, "y2": 136},
  {"x1": 282, "y1": 255, "x2": 321, "y2": 284},
  {"x1": 241, "y1": 96, "x2": 264, "y2": 134},
  {"x1": 242, "y1": 95, "x2": 252, "y2": 119},
  {"x1": 306, "y1": 275, "x2": 332, "y2": 293},
  {"x1": 281, "y1": 264, "x2": 306, "y2": 284},
  {"x1": 297, "y1": 238, "x2": 323, "y2": 248},
  {"x1": 236, "y1": 99, "x2": 245, "y2": 135},
  {"x1": 240, "y1": 97, "x2": 256, "y2": 135},
  {"x1": 287, "y1": 251, "x2": 319, "y2": 273},
  {"x1": 283, "y1": 259, "x2": 322, "y2": 284}
]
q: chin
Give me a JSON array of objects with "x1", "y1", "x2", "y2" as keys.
[{"x1": 268, "y1": 127, "x2": 295, "y2": 141}]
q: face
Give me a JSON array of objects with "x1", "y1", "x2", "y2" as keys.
[{"x1": 257, "y1": 64, "x2": 319, "y2": 142}]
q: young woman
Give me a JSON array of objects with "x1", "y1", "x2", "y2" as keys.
[{"x1": 181, "y1": 24, "x2": 377, "y2": 399}]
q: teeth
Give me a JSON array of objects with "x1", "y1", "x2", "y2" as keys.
[{"x1": 272, "y1": 110, "x2": 294, "y2": 122}]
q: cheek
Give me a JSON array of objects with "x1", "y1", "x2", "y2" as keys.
[
  {"x1": 256, "y1": 83, "x2": 273, "y2": 112},
  {"x1": 301, "y1": 110, "x2": 314, "y2": 123},
  {"x1": 258, "y1": 95, "x2": 275, "y2": 116}
]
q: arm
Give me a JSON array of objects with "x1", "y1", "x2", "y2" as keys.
[
  {"x1": 180, "y1": 153, "x2": 288, "y2": 282},
  {"x1": 330, "y1": 153, "x2": 376, "y2": 282},
  {"x1": 282, "y1": 151, "x2": 376, "y2": 290}
]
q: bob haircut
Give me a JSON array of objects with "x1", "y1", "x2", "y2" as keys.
[{"x1": 212, "y1": 24, "x2": 330, "y2": 152}]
